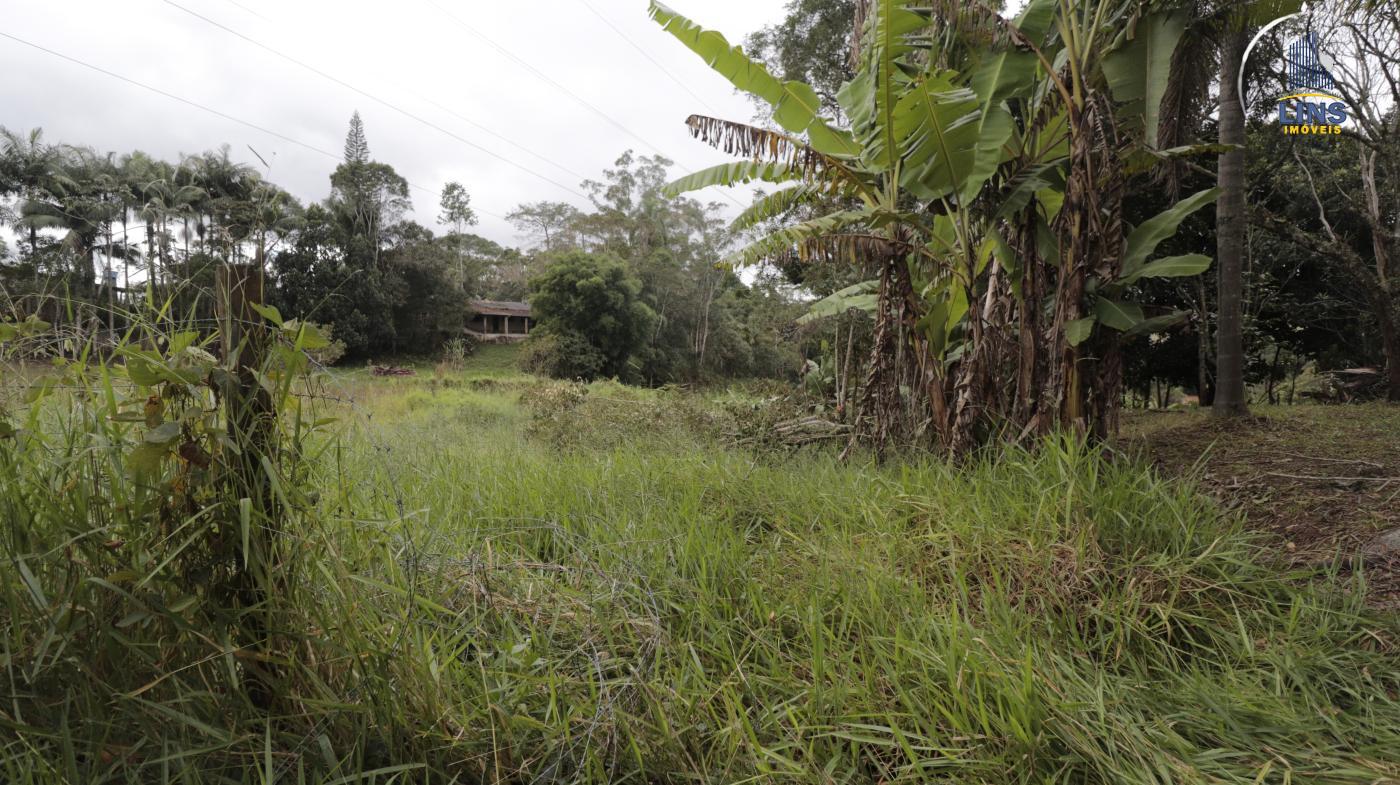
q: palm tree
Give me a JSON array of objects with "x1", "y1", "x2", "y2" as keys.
[
  {"x1": 118, "y1": 152, "x2": 162, "y2": 297},
  {"x1": 247, "y1": 183, "x2": 303, "y2": 261},
  {"x1": 0, "y1": 127, "x2": 66, "y2": 276},
  {"x1": 16, "y1": 147, "x2": 112, "y2": 290},
  {"x1": 1214, "y1": 24, "x2": 1251, "y2": 416},
  {"x1": 141, "y1": 168, "x2": 205, "y2": 292},
  {"x1": 186, "y1": 147, "x2": 259, "y2": 262},
  {"x1": 1143, "y1": 0, "x2": 1306, "y2": 416}
]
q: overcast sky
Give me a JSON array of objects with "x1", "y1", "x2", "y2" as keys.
[{"x1": 0, "y1": 0, "x2": 788, "y2": 247}]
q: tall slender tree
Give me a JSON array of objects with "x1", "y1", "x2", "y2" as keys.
[
  {"x1": 344, "y1": 111, "x2": 370, "y2": 165},
  {"x1": 330, "y1": 113, "x2": 409, "y2": 268},
  {"x1": 1213, "y1": 27, "x2": 1250, "y2": 416},
  {"x1": 0, "y1": 127, "x2": 65, "y2": 274},
  {"x1": 438, "y1": 181, "x2": 478, "y2": 283}
]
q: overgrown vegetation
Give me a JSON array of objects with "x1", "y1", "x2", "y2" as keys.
[
  {"x1": 3, "y1": 0, "x2": 1399, "y2": 780},
  {"x1": 4, "y1": 330, "x2": 1398, "y2": 781}
]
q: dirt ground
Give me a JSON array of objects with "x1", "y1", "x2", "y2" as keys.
[{"x1": 1122, "y1": 404, "x2": 1400, "y2": 610}]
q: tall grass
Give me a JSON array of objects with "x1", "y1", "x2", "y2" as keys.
[{"x1": 2, "y1": 349, "x2": 1398, "y2": 783}]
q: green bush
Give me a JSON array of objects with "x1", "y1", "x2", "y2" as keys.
[
  {"x1": 527, "y1": 251, "x2": 653, "y2": 381},
  {"x1": 304, "y1": 320, "x2": 347, "y2": 366},
  {"x1": 518, "y1": 329, "x2": 607, "y2": 380}
]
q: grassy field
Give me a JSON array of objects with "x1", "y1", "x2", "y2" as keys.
[{"x1": 3, "y1": 349, "x2": 1399, "y2": 783}]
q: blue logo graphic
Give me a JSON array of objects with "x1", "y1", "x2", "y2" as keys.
[
  {"x1": 1286, "y1": 32, "x2": 1335, "y2": 92},
  {"x1": 1277, "y1": 30, "x2": 1347, "y2": 135}
]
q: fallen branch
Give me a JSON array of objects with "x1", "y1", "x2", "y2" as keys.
[
  {"x1": 1278, "y1": 451, "x2": 1385, "y2": 470},
  {"x1": 1262, "y1": 472, "x2": 1399, "y2": 483}
]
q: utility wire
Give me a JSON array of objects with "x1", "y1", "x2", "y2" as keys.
[
  {"x1": 175, "y1": 0, "x2": 590, "y2": 196},
  {"x1": 576, "y1": 0, "x2": 722, "y2": 117},
  {"x1": 413, "y1": 92, "x2": 590, "y2": 182},
  {"x1": 419, "y1": 0, "x2": 671, "y2": 160},
  {"x1": 420, "y1": 0, "x2": 747, "y2": 209},
  {"x1": 0, "y1": 29, "x2": 509, "y2": 222},
  {"x1": 163, "y1": 0, "x2": 589, "y2": 201},
  {"x1": 0, "y1": 30, "x2": 340, "y2": 165},
  {"x1": 219, "y1": 0, "x2": 270, "y2": 23}
]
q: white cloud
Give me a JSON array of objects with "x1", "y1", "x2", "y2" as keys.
[{"x1": 1, "y1": 0, "x2": 786, "y2": 246}]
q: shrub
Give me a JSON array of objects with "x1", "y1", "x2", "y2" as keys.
[
  {"x1": 304, "y1": 320, "x2": 347, "y2": 366},
  {"x1": 519, "y1": 330, "x2": 607, "y2": 380},
  {"x1": 440, "y1": 336, "x2": 474, "y2": 368},
  {"x1": 527, "y1": 252, "x2": 653, "y2": 380},
  {"x1": 518, "y1": 378, "x2": 728, "y2": 449}
]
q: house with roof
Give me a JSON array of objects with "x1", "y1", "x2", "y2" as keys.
[{"x1": 466, "y1": 299, "x2": 534, "y2": 342}]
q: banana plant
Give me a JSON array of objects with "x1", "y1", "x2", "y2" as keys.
[
  {"x1": 650, "y1": 0, "x2": 1221, "y2": 449},
  {"x1": 796, "y1": 280, "x2": 879, "y2": 326}
]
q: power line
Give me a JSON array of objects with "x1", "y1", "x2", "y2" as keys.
[
  {"x1": 219, "y1": 0, "x2": 270, "y2": 23},
  {"x1": 413, "y1": 92, "x2": 590, "y2": 182},
  {"x1": 418, "y1": 0, "x2": 747, "y2": 210},
  {"x1": 0, "y1": 30, "x2": 341, "y2": 165},
  {"x1": 0, "y1": 28, "x2": 509, "y2": 223},
  {"x1": 163, "y1": 0, "x2": 589, "y2": 201},
  {"x1": 207, "y1": 0, "x2": 593, "y2": 190},
  {"x1": 419, "y1": 0, "x2": 671, "y2": 160},
  {"x1": 576, "y1": 0, "x2": 722, "y2": 117}
]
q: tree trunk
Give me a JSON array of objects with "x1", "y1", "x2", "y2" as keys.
[
  {"x1": 1213, "y1": 28, "x2": 1250, "y2": 417},
  {"x1": 1195, "y1": 276, "x2": 1214, "y2": 405},
  {"x1": 28, "y1": 224, "x2": 40, "y2": 281},
  {"x1": 1380, "y1": 306, "x2": 1400, "y2": 402},
  {"x1": 216, "y1": 259, "x2": 280, "y2": 709},
  {"x1": 1360, "y1": 149, "x2": 1400, "y2": 401},
  {"x1": 145, "y1": 224, "x2": 157, "y2": 290},
  {"x1": 1266, "y1": 344, "x2": 1281, "y2": 404},
  {"x1": 121, "y1": 216, "x2": 130, "y2": 317}
]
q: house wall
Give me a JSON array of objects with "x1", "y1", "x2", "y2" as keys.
[{"x1": 467, "y1": 313, "x2": 534, "y2": 339}]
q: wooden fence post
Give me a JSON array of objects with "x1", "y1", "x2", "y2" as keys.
[{"x1": 216, "y1": 256, "x2": 279, "y2": 708}]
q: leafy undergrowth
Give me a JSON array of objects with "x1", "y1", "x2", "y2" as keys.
[
  {"x1": 3, "y1": 372, "x2": 1398, "y2": 783},
  {"x1": 1123, "y1": 404, "x2": 1400, "y2": 608}
]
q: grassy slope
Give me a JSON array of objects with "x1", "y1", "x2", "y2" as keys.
[{"x1": 2, "y1": 355, "x2": 1398, "y2": 783}]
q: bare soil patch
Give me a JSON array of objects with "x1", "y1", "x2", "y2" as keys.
[{"x1": 1122, "y1": 404, "x2": 1400, "y2": 609}]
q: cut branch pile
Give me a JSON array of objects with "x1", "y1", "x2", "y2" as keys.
[
  {"x1": 734, "y1": 415, "x2": 851, "y2": 448},
  {"x1": 371, "y1": 365, "x2": 416, "y2": 377}
]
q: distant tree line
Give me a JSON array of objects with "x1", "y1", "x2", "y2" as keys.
[{"x1": 0, "y1": 116, "x2": 807, "y2": 382}]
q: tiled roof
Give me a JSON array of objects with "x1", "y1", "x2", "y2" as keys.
[{"x1": 468, "y1": 300, "x2": 532, "y2": 317}]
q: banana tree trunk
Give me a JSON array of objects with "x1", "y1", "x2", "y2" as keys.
[{"x1": 1054, "y1": 94, "x2": 1127, "y2": 439}]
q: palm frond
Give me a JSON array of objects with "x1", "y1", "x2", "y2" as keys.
[
  {"x1": 779, "y1": 233, "x2": 912, "y2": 267},
  {"x1": 730, "y1": 185, "x2": 827, "y2": 233},
  {"x1": 663, "y1": 162, "x2": 796, "y2": 199},
  {"x1": 684, "y1": 116, "x2": 871, "y2": 197},
  {"x1": 725, "y1": 210, "x2": 878, "y2": 267},
  {"x1": 926, "y1": 0, "x2": 1027, "y2": 50},
  {"x1": 649, "y1": 1, "x2": 860, "y2": 157}
]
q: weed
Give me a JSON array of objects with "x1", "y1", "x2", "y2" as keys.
[{"x1": 3, "y1": 335, "x2": 1398, "y2": 783}]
